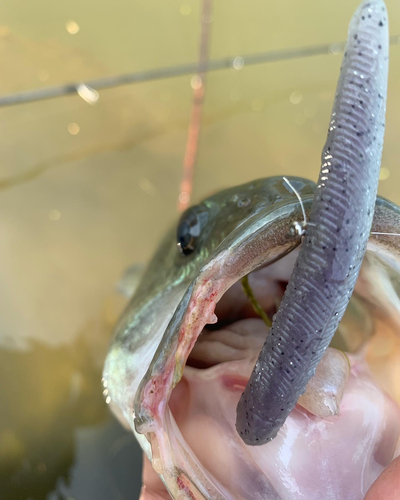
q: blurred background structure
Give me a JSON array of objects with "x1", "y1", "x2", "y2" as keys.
[{"x1": 0, "y1": 1, "x2": 399, "y2": 499}]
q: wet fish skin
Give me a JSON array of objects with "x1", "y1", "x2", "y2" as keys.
[{"x1": 236, "y1": 0, "x2": 389, "y2": 445}]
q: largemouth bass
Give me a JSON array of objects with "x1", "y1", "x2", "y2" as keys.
[{"x1": 104, "y1": 1, "x2": 400, "y2": 498}]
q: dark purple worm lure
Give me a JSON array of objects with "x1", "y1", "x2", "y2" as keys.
[{"x1": 236, "y1": 0, "x2": 389, "y2": 445}]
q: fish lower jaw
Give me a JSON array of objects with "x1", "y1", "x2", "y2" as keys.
[
  {"x1": 156, "y1": 355, "x2": 399, "y2": 500},
  {"x1": 135, "y1": 253, "x2": 400, "y2": 499}
]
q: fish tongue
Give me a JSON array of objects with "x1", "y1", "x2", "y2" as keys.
[{"x1": 188, "y1": 318, "x2": 269, "y2": 368}]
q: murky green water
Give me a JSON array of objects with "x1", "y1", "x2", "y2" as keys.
[{"x1": 0, "y1": 1, "x2": 399, "y2": 499}]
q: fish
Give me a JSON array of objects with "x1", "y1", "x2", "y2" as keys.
[{"x1": 103, "y1": 1, "x2": 400, "y2": 498}]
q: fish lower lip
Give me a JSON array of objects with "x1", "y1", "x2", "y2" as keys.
[
  {"x1": 166, "y1": 263, "x2": 399, "y2": 497},
  {"x1": 167, "y1": 337, "x2": 399, "y2": 500}
]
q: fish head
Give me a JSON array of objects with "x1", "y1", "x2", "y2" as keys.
[
  {"x1": 103, "y1": 175, "x2": 314, "y2": 439},
  {"x1": 103, "y1": 175, "x2": 400, "y2": 499}
]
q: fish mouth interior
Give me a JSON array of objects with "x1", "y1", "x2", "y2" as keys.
[
  {"x1": 147, "y1": 249, "x2": 400, "y2": 500},
  {"x1": 186, "y1": 261, "x2": 291, "y2": 371}
]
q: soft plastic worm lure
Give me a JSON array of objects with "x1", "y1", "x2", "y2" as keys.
[{"x1": 236, "y1": 0, "x2": 389, "y2": 445}]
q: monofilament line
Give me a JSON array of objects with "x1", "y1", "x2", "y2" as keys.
[
  {"x1": 283, "y1": 176, "x2": 307, "y2": 229},
  {"x1": 371, "y1": 232, "x2": 400, "y2": 237}
]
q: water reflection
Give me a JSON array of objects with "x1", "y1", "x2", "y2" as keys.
[
  {"x1": 49, "y1": 419, "x2": 142, "y2": 500},
  {"x1": 1, "y1": 322, "x2": 142, "y2": 500}
]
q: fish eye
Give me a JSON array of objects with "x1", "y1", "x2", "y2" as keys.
[{"x1": 176, "y1": 206, "x2": 207, "y2": 255}]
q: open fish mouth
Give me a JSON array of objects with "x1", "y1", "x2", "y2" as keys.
[
  {"x1": 103, "y1": 1, "x2": 400, "y2": 498},
  {"x1": 104, "y1": 176, "x2": 400, "y2": 500},
  {"x1": 141, "y1": 202, "x2": 400, "y2": 500}
]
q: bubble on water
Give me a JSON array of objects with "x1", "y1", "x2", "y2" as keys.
[
  {"x1": 329, "y1": 43, "x2": 342, "y2": 55},
  {"x1": 68, "y1": 123, "x2": 80, "y2": 135},
  {"x1": 232, "y1": 56, "x2": 244, "y2": 70},
  {"x1": 76, "y1": 84, "x2": 99, "y2": 105},
  {"x1": 379, "y1": 167, "x2": 390, "y2": 181},
  {"x1": 180, "y1": 4, "x2": 191, "y2": 16},
  {"x1": 191, "y1": 75, "x2": 203, "y2": 90},
  {"x1": 65, "y1": 20, "x2": 80, "y2": 35},
  {"x1": 290, "y1": 91, "x2": 303, "y2": 105},
  {"x1": 48, "y1": 209, "x2": 61, "y2": 221},
  {"x1": 38, "y1": 70, "x2": 49, "y2": 82},
  {"x1": 179, "y1": 192, "x2": 190, "y2": 205}
]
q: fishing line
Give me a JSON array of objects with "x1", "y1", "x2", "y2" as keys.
[
  {"x1": 283, "y1": 176, "x2": 307, "y2": 238},
  {"x1": 280, "y1": 182, "x2": 400, "y2": 240},
  {"x1": 0, "y1": 35, "x2": 398, "y2": 108},
  {"x1": 371, "y1": 232, "x2": 400, "y2": 237}
]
